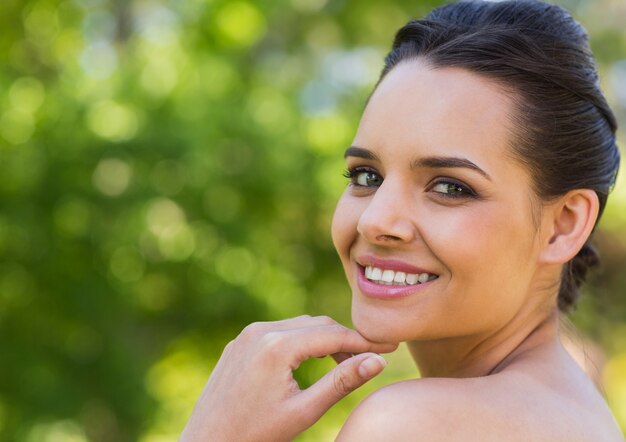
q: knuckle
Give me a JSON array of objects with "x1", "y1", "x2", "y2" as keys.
[
  {"x1": 338, "y1": 326, "x2": 353, "y2": 353},
  {"x1": 259, "y1": 331, "x2": 286, "y2": 353},
  {"x1": 333, "y1": 368, "x2": 357, "y2": 396},
  {"x1": 240, "y1": 321, "x2": 265, "y2": 339},
  {"x1": 329, "y1": 323, "x2": 347, "y2": 334},
  {"x1": 316, "y1": 315, "x2": 335, "y2": 325}
]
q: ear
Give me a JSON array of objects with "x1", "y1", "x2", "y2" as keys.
[{"x1": 539, "y1": 189, "x2": 599, "y2": 265}]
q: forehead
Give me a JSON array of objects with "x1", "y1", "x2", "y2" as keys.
[{"x1": 356, "y1": 59, "x2": 517, "y2": 163}]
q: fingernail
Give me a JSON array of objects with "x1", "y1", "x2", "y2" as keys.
[{"x1": 358, "y1": 354, "x2": 387, "y2": 378}]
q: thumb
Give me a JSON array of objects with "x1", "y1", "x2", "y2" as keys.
[{"x1": 295, "y1": 353, "x2": 387, "y2": 425}]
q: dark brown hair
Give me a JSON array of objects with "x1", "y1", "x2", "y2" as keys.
[{"x1": 378, "y1": 0, "x2": 620, "y2": 312}]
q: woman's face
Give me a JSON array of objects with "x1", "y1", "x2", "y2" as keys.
[{"x1": 332, "y1": 59, "x2": 549, "y2": 344}]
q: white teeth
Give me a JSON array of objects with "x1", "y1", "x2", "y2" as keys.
[
  {"x1": 381, "y1": 270, "x2": 394, "y2": 283},
  {"x1": 370, "y1": 267, "x2": 382, "y2": 281},
  {"x1": 405, "y1": 273, "x2": 419, "y2": 285},
  {"x1": 393, "y1": 271, "x2": 406, "y2": 284},
  {"x1": 364, "y1": 266, "x2": 437, "y2": 286}
]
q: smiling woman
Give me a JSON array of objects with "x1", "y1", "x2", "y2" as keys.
[{"x1": 181, "y1": 1, "x2": 623, "y2": 441}]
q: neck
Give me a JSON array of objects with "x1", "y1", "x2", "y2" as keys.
[{"x1": 407, "y1": 308, "x2": 560, "y2": 378}]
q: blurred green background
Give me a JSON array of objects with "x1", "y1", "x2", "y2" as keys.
[{"x1": 0, "y1": 0, "x2": 625, "y2": 440}]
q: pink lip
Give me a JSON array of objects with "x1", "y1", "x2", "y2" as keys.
[
  {"x1": 356, "y1": 255, "x2": 433, "y2": 275},
  {"x1": 355, "y1": 264, "x2": 437, "y2": 300}
]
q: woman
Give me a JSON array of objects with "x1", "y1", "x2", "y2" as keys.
[{"x1": 182, "y1": 0, "x2": 624, "y2": 440}]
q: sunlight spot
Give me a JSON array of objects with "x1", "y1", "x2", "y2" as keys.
[
  {"x1": 290, "y1": 0, "x2": 328, "y2": 12},
  {"x1": 80, "y1": 40, "x2": 118, "y2": 79},
  {"x1": 305, "y1": 114, "x2": 351, "y2": 154},
  {"x1": 143, "y1": 340, "x2": 212, "y2": 441},
  {"x1": 24, "y1": 4, "x2": 60, "y2": 46},
  {"x1": 135, "y1": 4, "x2": 180, "y2": 46},
  {"x1": 214, "y1": 246, "x2": 256, "y2": 286},
  {"x1": 215, "y1": 1, "x2": 266, "y2": 48},
  {"x1": 92, "y1": 158, "x2": 132, "y2": 197},
  {"x1": 0, "y1": 110, "x2": 34, "y2": 145},
  {"x1": 141, "y1": 58, "x2": 179, "y2": 98},
  {"x1": 87, "y1": 100, "x2": 139, "y2": 142},
  {"x1": 603, "y1": 352, "x2": 626, "y2": 431},
  {"x1": 158, "y1": 224, "x2": 196, "y2": 262},
  {"x1": 25, "y1": 420, "x2": 87, "y2": 442},
  {"x1": 82, "y1": 10, "x2": 116, "y2": 42},
  {"x1": 246, "y1": 87, "x2": 293, "y2": 134},
  {"x1": 9, "y1": 77, "x2": 45, "y2": 114},
  {"x1": 146, "y1": 198, "x2": 186, "y2": 237}
]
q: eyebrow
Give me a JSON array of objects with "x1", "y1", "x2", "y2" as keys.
[
  {"x1": 344, "y1": 146, "x2": 491, "y2": 181},
  {"x1": 344, "y1": 146, "x2": 379, "y2": 161},
  {"x1": 414, "y1": 156, "x2": 492, "y2": 181}
]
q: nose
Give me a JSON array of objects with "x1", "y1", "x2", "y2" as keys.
[{"x1": 356, "y1": 178, "x2": 416, "y2": 245}]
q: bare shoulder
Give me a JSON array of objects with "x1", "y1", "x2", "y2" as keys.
[
  {"x1": 336, "y1": 377, "x2": 489, "y2": 442},
  {"x1": 336, "y1": 373, "x2": 624, "y2": 442}
]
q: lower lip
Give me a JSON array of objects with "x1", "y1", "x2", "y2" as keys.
[{"x1": 356, "y1": 265, "x2": 435, "y2": 299}]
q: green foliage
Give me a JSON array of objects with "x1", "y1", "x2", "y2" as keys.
[{"x1": 0, "y1": 0, "x2": 625, "y2": 440}]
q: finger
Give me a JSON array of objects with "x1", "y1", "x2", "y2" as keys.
[
  {"x1": 283, "y1": 324, "x2": 397, "y2": 362},
  {"x1": 268, "y1": 315, "x2": 337, "y2": 330},
  {"x1": 294, "y1": 353, "x2": 388, "y2": 427},
  {"x1": 239, "y1": 315, "x2": 339, "y2": 343},
  {"x1": 241, "y1": 315, "x2": 338, "y2": 337}
]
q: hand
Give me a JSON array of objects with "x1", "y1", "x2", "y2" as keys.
[{"x1": 180, "y1": 315, "x2": 398, "y2": 442}]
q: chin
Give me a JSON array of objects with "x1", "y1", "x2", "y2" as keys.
[
  {"x1": 352, "y1": 309, "x2": 412, "y2": 344},
  {"x1": 351, "y1": 298, "x2": 454, "y2": 344}
]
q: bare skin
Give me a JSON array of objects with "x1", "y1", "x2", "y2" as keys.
[{"x1": 337, "y1": 313, "x2": 623, "y2": 441}]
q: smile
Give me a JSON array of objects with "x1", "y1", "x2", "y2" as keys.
[
  {"x1": 354, "y1": 256, "x2": 440, "y2": 299},
  {"x1": 365, "y1": 266, "x2": 439, "y2": 286}
]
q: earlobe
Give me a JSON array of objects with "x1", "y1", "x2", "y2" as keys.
[{"x1": 539, "y1": 189, "x2": 599, "y2": 265}]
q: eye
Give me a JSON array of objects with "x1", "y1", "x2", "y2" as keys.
[
  {"x1": 343, "y1": 167, "x2": 383, "y2": 188},
  {"x1": 429, "y1": 179, "x2": 476, "y2": 199}
]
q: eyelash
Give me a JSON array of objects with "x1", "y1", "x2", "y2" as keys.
[
  {"x1": 342, "y1": 166, "x2": 478, "y2": 199},
  {"x1": 429, "y1": 178, "x2": 478, "y2": 199},
  {"x1": 342, "y1": 166, "x2": 381, "y2": 187}
]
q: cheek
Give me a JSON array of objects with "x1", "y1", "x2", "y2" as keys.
[
  {"x1": 426, "y1": 200, "x2": 534, "y2": 261},
  {"x1": 331, "y1": 193, "x2": 359, "y2": 264},
  {"x1": 428, "y1": 203, "x2": 537, "y2": 308}
]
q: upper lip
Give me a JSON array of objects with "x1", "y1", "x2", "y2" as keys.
[{"x1": 356, "y1": 255, "x2": 437, "y2": 275}]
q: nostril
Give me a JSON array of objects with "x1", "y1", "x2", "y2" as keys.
[
  {"x1": 357, "y1": 217, "x2": 415, "y2": 244},
  {"x1": 375, "y1": 234, "x2": 402, "y2": 242},
  {"x1": 356, "y1": 192, "x2": 416, "y2": 243}
]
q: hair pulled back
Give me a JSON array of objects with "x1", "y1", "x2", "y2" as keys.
[{"x1": 378, "y1": 0, "x2": 620, "y2": 312}]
